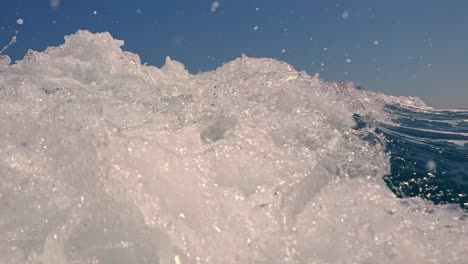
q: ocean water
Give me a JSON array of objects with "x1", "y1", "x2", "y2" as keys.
[
  {"x1": 0, "y1": 31, "x2": 466, "y2": 264},
  {"x1": 378, "y1": 106, "x2": 468, "y2": 209}
]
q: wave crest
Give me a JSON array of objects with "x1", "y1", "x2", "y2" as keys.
[{"x1": 0, "y1": 30, "x2": 465, "y2": 264}]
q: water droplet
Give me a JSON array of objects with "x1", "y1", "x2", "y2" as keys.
[
  {"x1": 211, "y1": 1, "x2": 220, "y2": 13},
  {"x1": 341, "y1": 10, "x2": 349, "y2": 19}
]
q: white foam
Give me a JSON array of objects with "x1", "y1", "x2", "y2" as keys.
[
  {"x1": 400, "y1": 126, "x2": 468, "y2": 137},
  {"x1": 444, "y1": 140, "x2": 468, "y2": 147},
  {"x1": 0, "y1": 30, "x2": 466, "y2": 264}
]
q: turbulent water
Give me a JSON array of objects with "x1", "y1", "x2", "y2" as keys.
[{"x1": 0, "y1": 30, "x2": 466, "y2": 264}]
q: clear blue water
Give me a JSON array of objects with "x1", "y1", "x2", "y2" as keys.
[{"x1": 358, "y1": 106, "x2": 468, "y2": 209}]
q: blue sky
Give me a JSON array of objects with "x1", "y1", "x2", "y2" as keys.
[{"x1": 1, "y1": 0, "x2": 467, "y2": 109}]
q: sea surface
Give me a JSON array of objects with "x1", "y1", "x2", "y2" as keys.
[
  {"x1": 378, "y1": 106, "x2": 468, "y2": 209},
  {"x1": 0, "y1": 31, "x2": 466, "y2": 264}
]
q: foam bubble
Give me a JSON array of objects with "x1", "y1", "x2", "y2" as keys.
[{"x1": 0, "y1": 30, "x2": 465, "y2": 263}]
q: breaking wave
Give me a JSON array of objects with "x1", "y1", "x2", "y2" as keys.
[{"x1": 0, "y1": 31, "x2": 466, "y2": 264}]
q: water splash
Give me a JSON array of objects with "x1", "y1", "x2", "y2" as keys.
[{"x1": 0, "y1": 30, "x2": 466, "y2": 264}]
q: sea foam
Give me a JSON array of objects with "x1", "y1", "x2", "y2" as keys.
[{"x1": 0, "y1": 30, "x2": 466, "y2": 264}]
